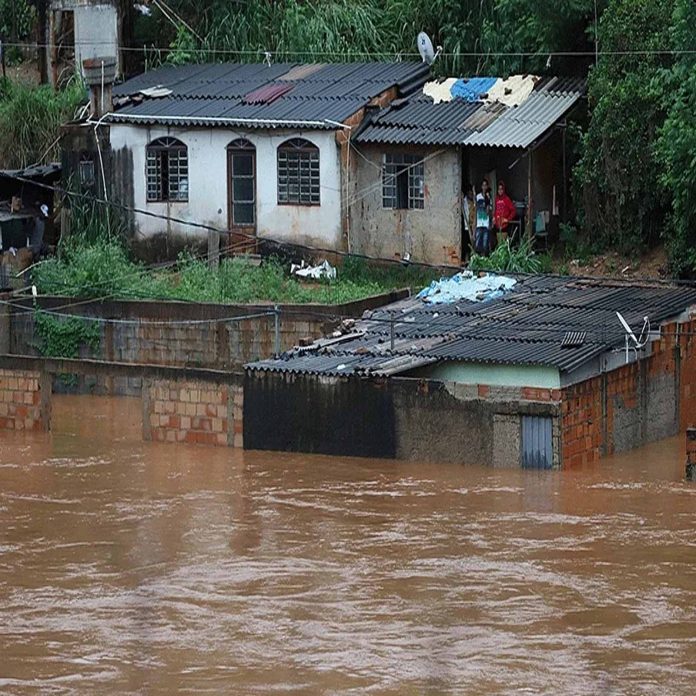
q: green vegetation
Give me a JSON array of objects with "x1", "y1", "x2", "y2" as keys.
[
  {"x1": 33, "y1": 310, "x2": 101, "y2": 359},
  {"x1": 33, "y1": 229, "x2": 441, "y2": 305},
  {"x1": 141, "y1": 0, "x2": 599, "y2": 77},
  {"x1": 469, "y1": 238, "x2": 551, "y2": 274},
  {"x1": 574, "y1": 0, "x2": 696, "y2": 275},
  {"x1": 0, "y1": 78, "x2": 85, "y2": 168}
]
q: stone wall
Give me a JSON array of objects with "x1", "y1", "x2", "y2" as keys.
[
  {"x1": 142, "y1": 377, "x2": 243, "y2": 447},
  {"x1": 561, "y1": 317, "x2": 696, "y2": 468},
  {"x1": 0, "y1": 368, "x2": 50, "y2": 432}
]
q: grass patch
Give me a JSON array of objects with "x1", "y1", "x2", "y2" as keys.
[
  {"x1": 33, "y1": 236, "x2": 441, "y2": 305},
  {"x1": 0, "y1": 77, "x2": 85, "y2": 168}
]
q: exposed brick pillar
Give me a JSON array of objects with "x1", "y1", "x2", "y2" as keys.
[
  {"x1": 686, "y1": 428, "x2": 696, "y2": 481},
  {"x1": 0, "y1": 369, "x2": 51, "y2": 432}
]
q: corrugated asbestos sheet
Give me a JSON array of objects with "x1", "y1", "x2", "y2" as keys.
[
  {"x1": 109, "y1": 61, "x2": 430, "y2": 128},
  {"x1": 247, "y1": 276, "x2": 696, "y2": 378},
  {"x1": 355, "y1": 77, "x2": 584, "y2": 148}
]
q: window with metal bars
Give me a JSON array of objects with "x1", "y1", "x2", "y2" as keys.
[
  {"x1": 277, "y1": 138, "x2": 320, "y2": 206},
  {"x1": 146, "y1": 137, "x2": 188, "y2": 202},
  {"x1": 78, "y1": 153, "x2": 95, "y2": 187},
  {"x1": 382, "y1": 153, "x2": 424, "y2": 209}
]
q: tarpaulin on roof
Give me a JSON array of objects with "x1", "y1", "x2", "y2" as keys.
[
  {"x1": 451, "y1": 77, "x2": 497, "y2": 102},
  {"x1": 416, "y1": 271, "x2": 517, "y2": 304}
]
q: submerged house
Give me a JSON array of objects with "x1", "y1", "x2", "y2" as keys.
[
  {"x1": 62, "y1": 61, "x2": 429, "y2": 255},
  {"x1": 245, "y1": 275, "x2": 696, "y2": 468},
  {"x1": 62, "y1": 62, "x2": 581, "y2": 263}
]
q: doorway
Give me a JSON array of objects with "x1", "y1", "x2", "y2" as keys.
[{"x1": 227, "y1": 139, "x2": 256, "y2": 253}]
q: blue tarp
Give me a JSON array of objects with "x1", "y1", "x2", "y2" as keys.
[
  {"x1": 450, "y1": 77, "x2": 498, "y2": 102},
  {"x1": 416, "y1": 271, "x2": 517, "y2": 304}
]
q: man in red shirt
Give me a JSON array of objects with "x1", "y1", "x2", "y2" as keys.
[{"x1": 493, "y1": 180, "x2": 517, "y2": 247}]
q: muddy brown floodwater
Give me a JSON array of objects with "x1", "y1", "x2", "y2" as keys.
[{"x1": 0, "y1": 395, "x2": 694, "y2": 695}]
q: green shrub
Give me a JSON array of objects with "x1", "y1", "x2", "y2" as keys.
[
  {"x1": 468, "y1": 238, "x2": 547, "y2": 274},
  {"x1": 0, "y1": 78, "x2": 86, "y2": 168}
]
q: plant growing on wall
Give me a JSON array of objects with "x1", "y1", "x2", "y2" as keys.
[{"x1": 33, "y1": 310, "x2": 101, "y2": 359}]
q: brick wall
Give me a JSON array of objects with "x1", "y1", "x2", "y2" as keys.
[
  {"x1": 0, "y1": 368, "x2": 50, "y2": 432},
  {"x1": 142, "y1": 378, "x2": 243, "y2": 447},
  {"x1": 678, "y1": 318, "x2": 696, "y2": 431},
  {"x1": 686, "y1": 429, "x2": 696, "y2": 481},
  {"x1": 561, "y1": 316, "x2": 696, "y2": 468}
]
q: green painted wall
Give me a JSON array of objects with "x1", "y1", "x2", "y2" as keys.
[{"x1": 410, "y1": 362, "x2": 561, "y2": 388}]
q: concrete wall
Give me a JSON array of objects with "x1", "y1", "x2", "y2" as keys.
[
  {"x1": 244, "y1": 371, "x2": 560, "y2": 466},
  {"x1": 410, "y1": 362, "x2": 561, "y2": 388},
  {"x1": 143, "y1": 377, "x2": 243, "y2": 447},
  {"x1": 0, "y1": 369, "x2": 51, "y2": 432},
  {"x1": 74, "y1": 3, "x2": 119, "y2": 77},
  {"x1": 9, "y1": 294, "x2": 404, "y2": 376},
  {"x1": 561, "y1": 317, "x2": 696, "y2": 467},
  {"x1": 108, "y1": 125, "x2": 343, "y2": 249},
  {"x1": 350, "y1": 144, "x2": 461, "y2": 265}
]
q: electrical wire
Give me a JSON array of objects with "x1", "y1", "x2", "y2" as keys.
[{"x1": 5, "y1": 39, "x2": 696, "y2": 58}]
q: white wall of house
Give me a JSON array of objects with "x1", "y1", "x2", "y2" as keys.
[{"x1": 108, "y1": 124, "x2": 343, "y2": 250}]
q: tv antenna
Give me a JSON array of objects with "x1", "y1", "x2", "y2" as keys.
[
  {"x1": 616, "y1": 311, "x2": 650, "y2": 363},
  {"x1": 417, "y1": 32, "x2": 441, "y2": 65}
]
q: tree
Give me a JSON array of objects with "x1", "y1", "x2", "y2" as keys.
[
  {"x1": 657, "y1": 0, "x2": 696, "y2": 275},
  {"x1": 573, "y1": 0, "x2": 675, "y2": 253}
]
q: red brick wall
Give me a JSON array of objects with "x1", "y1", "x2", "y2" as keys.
[
  {"x1": 0, "y1": 369, "x2": 50, "y2": 431},
  {"x1": 678, "y1": 318, "x2": 696, "y2": 430},
  {"x1": 142, "y1": 379, "x2": 243, "y2": 447},
  {"x1": 560, "y1": 375, "x2": 604, "y2": 468},
  {"x1": 561, "y1": 315, "x2": 696, "y2": 467}
]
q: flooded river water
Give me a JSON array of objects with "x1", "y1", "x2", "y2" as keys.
[{"x1": 0, "y1": 395, "x2": 694, "y2": 694}]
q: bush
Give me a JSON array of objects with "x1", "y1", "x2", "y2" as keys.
[
  {"x1": 468, "y1": 238, "x2": 549, "y2": 274},
  {"x1": 0, "y1": 78, "x2": 86, "y2": 168}
]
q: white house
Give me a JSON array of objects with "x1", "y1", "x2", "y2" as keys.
[{"x1": 65, "y1": 61, "x2": 429, "y2": 257}]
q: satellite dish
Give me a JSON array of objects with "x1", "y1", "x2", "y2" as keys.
[
  {"x1": 417, "y1": 32, "x2": 436, "y2": 65},
  {"x1": 616, "y1": 311, "x2": 650, "y2": 363},
  {"x1": 616, "y1": 311, "x2": 638, "y2": 345}
]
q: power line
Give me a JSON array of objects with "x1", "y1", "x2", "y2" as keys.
[{"x1": 4, "y1": 39, "x2": 696, "y2": 58}]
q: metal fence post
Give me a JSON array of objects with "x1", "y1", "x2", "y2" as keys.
[{"x1": 274, "y1": 305, "x2": 280, "y2": 357}]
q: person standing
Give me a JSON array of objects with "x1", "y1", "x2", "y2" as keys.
[
  {"x1": 461, "y1": 184, "x2": 476, "y2": 255},
  {"x1": 474, "y1": 190, "x2": 491, "y2": 255},
  {"x1": 493, "y1": 179, "x2": 517, "y2": 246}
]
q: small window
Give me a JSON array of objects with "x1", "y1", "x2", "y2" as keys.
[
  {"x1": 277, "y1": 138, "x2": 320, "y2": 206},
  {"x1": 146, "y1": 137, "x2": 188, "y2": 202},
  {"x1": 78, "y1": 154, "x2": 95, "y2": 187},
  {"x1": 382, "y1": 153, "x2": 424, "y2": 209}
]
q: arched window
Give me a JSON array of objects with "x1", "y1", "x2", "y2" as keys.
[
  {"x1": 277, "y1": 138, "x2": 320, "y2": 206},
  {"x1": 146, "y1": 137, "x2": 188, "y2": 202}
]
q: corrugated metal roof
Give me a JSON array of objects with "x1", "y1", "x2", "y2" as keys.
[
  {"x1": 109, "y1": 61, "x2": 430, "y2": 129},
  {"x1": 463, "y1": 91, "x2": 580, "y2": 147},
  {"x1": 246, "y1": 276, "x2": 696, "y2": 377},
  {"x1": 355, "y1": 76, "x2": 584, "y2": 148}
]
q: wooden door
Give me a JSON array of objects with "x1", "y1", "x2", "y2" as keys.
[{"x1": 227, "y1": 139, "x2": 257, "y2": 254}]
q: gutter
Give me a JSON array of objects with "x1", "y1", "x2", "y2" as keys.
[{"x1": 106, "y1": 114, "x2": 339, "y2": 129}]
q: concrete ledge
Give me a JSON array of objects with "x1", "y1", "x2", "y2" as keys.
[{"x1": 0, "y1": 354, "x2": 244, "y2": 386}]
